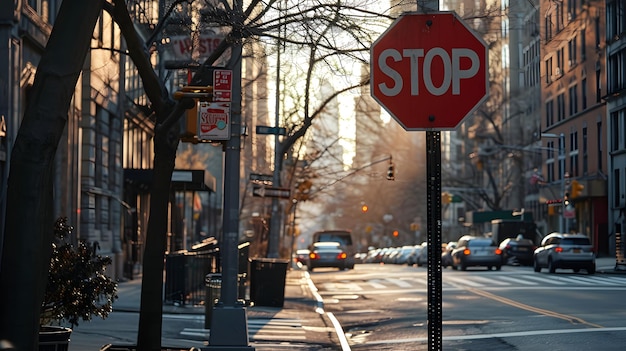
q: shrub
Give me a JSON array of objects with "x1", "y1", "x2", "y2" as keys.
[{"x1": 40, "y1": 217, "x2": 118, "y2": 327}]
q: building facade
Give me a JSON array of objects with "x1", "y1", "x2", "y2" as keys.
[
  {"x1": 605, "y1": 0, "x2": 626, "y2": 264},
  {"x1": 540, "y1": 0, "x2": 609, "y2": 254}
]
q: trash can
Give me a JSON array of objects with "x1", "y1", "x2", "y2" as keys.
[
  {"x1": 204, "y1": 273, "x2": 221, "y2": 329},
  {"x1": 249, "y1": 258, "x2": 289, "y2": 307}
]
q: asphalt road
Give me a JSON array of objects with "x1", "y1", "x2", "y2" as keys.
[{"x1": 311, "y1": 262, "x2": 626, "y2": 351}]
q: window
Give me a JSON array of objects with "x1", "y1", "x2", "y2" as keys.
[
  {"x1": 597, "y1": 121, "x2": 603, "y2": 170},
  {"x1": 615, "y1": 168, "x2": 621, "y2": 208},
  {"x1": 568, "y1": 0, "x2": 577, "y2": 20},
  {"x1": 581, "y1": 29, "x2": 586, "y2": 61},
  {"x1": 546, "y1": 100, "x2": 554, "y2": 127},
  {"x1": 612, "y1": 111, "x2": 620, "y2": 151},
  {"x1": 569, "y1": 131, "x2": 579, "y2": 177},
  {"x1": 582, "y1": 125, "x2": 588, "y2": 175},
  {"x1": 556, "y1": 48, "x2": 564, "y2": 75},
  {"x1": 557, "y1": 93, "x2": 565, "y2": 121},
  {"x1": 546, "y1": 57, "x2": 553, "y2": 82},
  {"x1": 569, "y1": 84, "x2": 578, "y2": 116},
  {"x1": 581, "y1": 78, "x2": 588, "y2": 110},
  {"x1": 545, "y1": 14, "x2": 553, "y2": 41},
  {"x1": 608, "y1": 48, "x2": 626, "y2": 95},
  {"x1": 568, "y1": 36, "x2": 577, "y2": 66}
]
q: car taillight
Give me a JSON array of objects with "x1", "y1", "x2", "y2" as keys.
[
  {"x1": 495, "y1": 248, "x2": 503, "y2": 255},
  {"x1": 337, "y1": 252, "x2": 347, "y2": 259},
  {"x1": 309, "y1": 253, "x2": 320, "y2": 259},
  {"x1": 463, "y1": 249, "x2": 471, "y2": 255},
  {"x1": 555, "y1": 247, "x2": 563, "y2": 253}
]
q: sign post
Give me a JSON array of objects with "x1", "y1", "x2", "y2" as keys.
[{"x1": 370, "y1": 11, "x2": 488, "y2": 351}]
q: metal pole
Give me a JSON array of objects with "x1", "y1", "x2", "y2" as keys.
[
  {"x1": 207, "y1": 0, "x2": 255, "y2": 347},
  {"x1": 418, "y1": 3, "x2": 442, "y2": 350},
  {"x1": 426, "y1": 131, "x2": 443, "y2": 351}
]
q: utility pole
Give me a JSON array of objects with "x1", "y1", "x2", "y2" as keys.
[{"x1": 207, "y1": 0, "x2": 255, "y2": 348}]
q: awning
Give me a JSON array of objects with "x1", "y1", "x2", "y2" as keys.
[{"x1": 124, "y1": 169, "x2": 216, "y2": 192}]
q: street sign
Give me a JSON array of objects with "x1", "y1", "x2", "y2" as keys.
[
  {"x1": 197, "y1": 102, "x2": 230, "y2": 141},
  {"x1": 370, "y1": 12, "x2": 488, "y2": 130},
  {"x1": 249, "y1": 173, "x2": 273, "y2": 183},
  {"x1": 252, "y1": 184, "x2": 291, "y2": 199},
  {"x1": 213, "y1": 69, "x2": 232, "y2": 102},
  {"x1": 256, "y1": 126, "x2": 287, "y2": 135}
]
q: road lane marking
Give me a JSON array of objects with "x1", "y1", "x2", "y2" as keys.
[
  {"x1": 466, "y1": 287, "x2": 603, "y2": 328},
  {"x1": 362, "y1": 326, "x2": 626, "y2": 345}
]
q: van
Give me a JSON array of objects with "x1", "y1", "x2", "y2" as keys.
[{"x1": 311, "y1": 230, "x2": 355, "y2": 269}]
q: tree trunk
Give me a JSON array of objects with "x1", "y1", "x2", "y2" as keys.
[{"x1": 0, "y1": 0, "x2": 102, "y2": 349}]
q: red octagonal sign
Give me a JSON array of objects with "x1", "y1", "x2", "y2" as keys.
[{"x1": 371, "y1": 12, "x2": 489, "y2": 130}]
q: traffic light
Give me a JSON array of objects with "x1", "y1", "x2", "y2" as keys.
[
  {"x1": 361, "y1": 204, "x2": 368, "y2": 213},
  {"x1": 570, "y1": 180, "x2": 584, "y2": 198},
  {"x1": 442, "y1": 192, "x2": 452, "y2": 204},
  {"x1": 387, "y1": 162, "x2": 395, "y2": 180},
  {"x1": 392, "y1": 230, "x2": 399, "y2": 237}
]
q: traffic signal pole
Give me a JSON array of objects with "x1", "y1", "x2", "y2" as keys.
[{"x1": 207, "y1": 0, "x2": 254, "y2": 348}]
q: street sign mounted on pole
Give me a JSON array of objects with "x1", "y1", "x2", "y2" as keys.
[
  {"x1": 369, "y1": 8, "x2": 485, "y2": 351},
  {"x1": 370, "y1": 11, "x2": 488, "y2": 130},
  {"x1": 252, "y1": 184, "x2": 291, "y2": 199}
]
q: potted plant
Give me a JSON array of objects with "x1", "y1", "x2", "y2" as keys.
[{"x1": 39, "y1": 217, "x2": 118, "y2": 350}]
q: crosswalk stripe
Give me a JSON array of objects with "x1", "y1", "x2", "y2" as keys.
[
  {"x1": 368, "y1": 279, "x2": 388, "y2": 289},
  {"x1": 521, "y1": 274, "x2": 569, "y2": 285},
  {"x1": 469, "y1": 276, "x2": 511, "y2": 286},
  {"x1": 385, "y1": 277, "x2": 412, "y2": 288},
  {"x1": 585, "y1": 276, "x2": 626, "y2": 285},
  {"x1": 444, "y1": 276, "x2": 485, "y2": 287},
  {"x1": 492, "y1": 275, "x2": 539, "y2": 285}
]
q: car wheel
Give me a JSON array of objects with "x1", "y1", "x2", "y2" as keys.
[
  {"x1": 587, "y1": 264, "x2": 596, "y2": 275},
  {"x1": 533, "y1": 258, "x2": 541, "y2": 272},
  {"x1": 495, "y1": 265, "x2": 501, "y2": 271},
  {"x1": 548, "y1": 257, "x2": 556, "y2": 273},
  {"x1": 457, "y1": 263, "x2": 466, "y2": 271},
  {"x1": 573, "y1": 268, "x2": 580, "y2": 273}
]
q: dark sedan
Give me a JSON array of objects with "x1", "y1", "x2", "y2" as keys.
[
  {"x1": 308, "y1": 242, "x2": 349, "y2": 271},
  {"x1": 499, "y1": 237, "x2": 536, "y2": 266}
]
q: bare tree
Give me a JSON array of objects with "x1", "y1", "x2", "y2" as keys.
[{"x1": 0, "y1": 1, "x2": 103, "y2": 349}]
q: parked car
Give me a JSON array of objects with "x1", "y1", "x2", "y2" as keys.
[
  {"x1": 406, "y1": 245, "x2": 424, "y2": 266},
  {"x1": 416, "y1": 244, "x2": 428, "y2": 267},
  {"x1": 441, "y1": 241, "x2": 457, "y2": 268},
  {"x1": 533, "y1": 232, "x2": 596, "y2": 274},
  {"x1": 499, "y1": 236, "x2": 536, "y2": 266},
  {"x1": 308, "y1": 242, "x2": 349, "y2": 271},
  {"x1": 294, "y1": 249, "x2": 311, "y2": 266},
  {"x1": 394, "y1": 246, "x2": 417, "y2": 265},
  {"x1": 451, "y1": 235, "x2": 502, "y2": 271}
]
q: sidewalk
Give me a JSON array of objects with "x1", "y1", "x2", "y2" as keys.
[
  {"x1": 71, "y1": 266, "x2": 344, "y2": 350},
  {"x1": 596, "y1": 256, "x2": 626, "y2": 274}
]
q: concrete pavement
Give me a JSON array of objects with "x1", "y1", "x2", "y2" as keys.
[{"x1": 69, "y1": 265, "x2": 346, "y2": 350}]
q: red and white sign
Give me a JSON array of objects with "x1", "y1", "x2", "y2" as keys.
[
  {"x1": 197, "y1": 102, "x2": 230, "y2": 141},
  {"x1": 213, "y1": 69, "x2": 232, "y2": 102},
  {"x1": 168, "y1": 34, "x2": 223, "y2": 60},
  {"x1": 370, "y1": 12, "x2": 488, "y2": 130}
]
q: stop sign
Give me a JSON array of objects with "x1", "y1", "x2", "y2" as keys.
[{"x1": 371, "y1": 12, "x2": 488, "y2": 130}]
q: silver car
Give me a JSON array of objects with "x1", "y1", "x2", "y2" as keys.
[
  {"x1": 533, "y1": 232, "x2": 595, "y2": 274},
  {"x1": 451, "y1": 235, "x2": 502, "y2": 271}
]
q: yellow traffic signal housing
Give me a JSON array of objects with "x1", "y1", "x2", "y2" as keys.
[
  {"x1": 570, "y1": 180, "x2": 585, "y2": 198},
  {"x1": 442, "y1": 192, "x2": 452, "y2": 204},
  {"x1": 175, "y1": 86, "x2": 213, "y2": 143}
]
